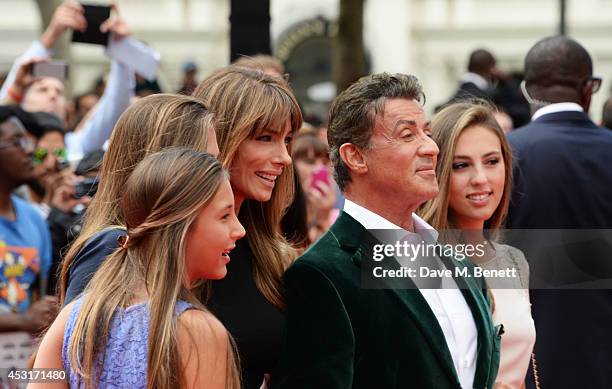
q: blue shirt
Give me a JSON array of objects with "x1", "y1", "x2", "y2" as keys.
[{"x1": 0, "y1": 195, "x2": 52, "y2": 313}]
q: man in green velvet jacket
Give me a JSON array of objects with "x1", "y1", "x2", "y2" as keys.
[{"x1": 272, "y1": 73, "x2": 500, "y2": 389}]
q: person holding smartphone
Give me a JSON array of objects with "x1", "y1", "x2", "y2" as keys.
[
  {"x1": 46, "y1": 149, "x2": 103, "y2": 294},
  {"x1": 292, "y1": 131, "x2": 338, "y2": 244},
  {"x1": 0, "y1": 0, "x2": 144, "y2": 161}
]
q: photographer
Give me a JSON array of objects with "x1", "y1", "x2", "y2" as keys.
[
  {"x1": 47, "y1": 149, "x2": 102, "y2": 294},
  {"x1": 0, "y1": 0, "x2": 153, "y2": 161}
]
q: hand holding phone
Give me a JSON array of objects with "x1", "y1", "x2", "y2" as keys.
[
  {"x1": 9, "y1": 57, "x2": 49, "y2": 95},
  {"x1": 310, "y1": 165, "x2": 330, "y2": 191},
  {"x1": 306, "y1": 165, "x2": 336, "y2": 216},
  {"x1": 100, "y1": 8, "x2": 131, "y2": 41},
  {"x1": 48, "y1": 174, "x2": 93, "y2": 212},
  {"x1": 72, "y1": 4, "x2": 112, "y2": 45},
  {"x1": 73, "y1": 176, "x2": 99, "y2": 199},
  {"x1": 41, "y1": 1, "x2": 87, "y2": 49}
]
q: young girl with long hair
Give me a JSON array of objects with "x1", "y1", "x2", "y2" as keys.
[
  {"x1": 32, "y1": 148, "x2": 245, "y2": 388},
  {"x1": 193, "y1": 66, "x2": 302, "y2": 389},
  {"x1": 420, "y1": 102, "x2": 536, "y2": 389},
  {"x1": 59, "y1": 93, "x2": 219, "y2": 304}
]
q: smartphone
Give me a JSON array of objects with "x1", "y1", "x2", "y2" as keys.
[
  {"x1": 32, "y1": 62, "x2": 69, "y2": 81},
  {"x1": 73, "y1": 176, "x2": 99, "y2": 198},
  {"x1": 72, "y1": 4, "x2": 111, "y2": 45},
  {"x1": 311, "y1": 165, "x2": 330, "y2": 190}
]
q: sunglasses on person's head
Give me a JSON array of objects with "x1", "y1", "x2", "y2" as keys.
[{"x1": 33, "y1": 147, "x2": 67, "y2": 164}]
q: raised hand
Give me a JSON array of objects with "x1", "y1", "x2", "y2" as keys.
[
  {"x1": 41, "y1": 0, "x2": 87, "y2": 49},
  {"x1": 2, "y1": 57, "x2": 48, "y2": 104},
  {"x1": 100, "y1": 1, "x2": 132, "y2": 41},
  {"x1": 49, "y1": 175, "x2": 91, "y2": 213}
]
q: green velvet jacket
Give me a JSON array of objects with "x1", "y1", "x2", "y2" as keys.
[{"x1": 272, "y1": 211, "x2": 500, "y2": 389}]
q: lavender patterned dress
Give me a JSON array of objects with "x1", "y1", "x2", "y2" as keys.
[{"x1": 62, "y1": 297, "x2": 194, "y2": 388}]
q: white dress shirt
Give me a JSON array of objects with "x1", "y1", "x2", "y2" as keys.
[
  {"x1": 531, "y1": 102, "x2": 583, "y2": 121},
  {"x1": 343, "y1": 199, "x2": 478, "y2": 389}
]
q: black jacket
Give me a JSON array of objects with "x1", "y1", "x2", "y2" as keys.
[{"x1": 507, "y1": 110, "x2": 612, "y2": 389}]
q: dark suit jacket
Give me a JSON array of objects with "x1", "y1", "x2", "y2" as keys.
[
  {"x1": 508, "y1": 110, "x2": 612, "y2": 229},
  {"x1": 436, "y1": 82, "x2": 493, "y2": 113},
  {"x1": 272, "y1": 212, "x2": 500, "y2": 389},
  {"x1": 507, "y1": 110, "x2": 612, "y2": 388},
  {"x1": 455, "y1": 81, "x2": 492, "y2": 101}
]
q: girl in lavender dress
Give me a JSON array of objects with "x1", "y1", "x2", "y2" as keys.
[{"x1": 31, "y1": 148, "x2": 245, "y2": 389}]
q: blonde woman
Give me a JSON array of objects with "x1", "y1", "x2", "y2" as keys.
[
  {"x1": 60, "y1": 93, "x2": 219, "y2": 304},
  {"x1": 193, "y1": 66, "x2": 302, "y2": 389},
  {"x1": 31, "y1": 148, "x2": 245, "y2": 388},
  {"x1": 420, "y1": 102, "x2": 535, "y2": 389}
]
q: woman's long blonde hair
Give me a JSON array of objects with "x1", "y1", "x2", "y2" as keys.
[
  {"x1": 67, "y1": 148, "x2": 240, "y2": 389},
  {"x1": 193, "y1": 66, "x2": 303, "y2": 309},
  {"x1": 59, "y1": 94, "x2": 215, "y2": 303},
  {"x1": 419, "y1": 101, "x2": 512, "y2": 234}
]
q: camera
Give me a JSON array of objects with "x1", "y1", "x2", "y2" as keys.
[
  {"x1": 73, "y1": 176, "x2": 99, "y2": 199},
  {"x1": 55, "y1": 159, "x2": 70, "y2": 171}
]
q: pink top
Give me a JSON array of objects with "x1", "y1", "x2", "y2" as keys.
[
  {"x1": 484, "y1": 244, "x2": 536, "y2": 389},
  {"x1": 491, "y1": 288, "x2": 535, "y2": 388}
]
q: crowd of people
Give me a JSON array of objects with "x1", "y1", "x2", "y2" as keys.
[{"x1": 1, "y1": 1, "x2": 611, "y2": 388}]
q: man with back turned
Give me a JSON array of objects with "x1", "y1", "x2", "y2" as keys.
[{"x1": 508, "y1": 35, "x2": 612, "y2": 388}]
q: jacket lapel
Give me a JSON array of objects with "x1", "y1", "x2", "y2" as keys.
[
  {"x1": 384, "y1": 284, "x2": 462, "y2": 386},
  {"x1": 332, "y1": 212, "x2": 462, "y2": 386},
  {"x1": 461, "y1": 285, "x2": 496, "y2": 389},
  {"x1": 439, "y1": 254, "x2": 497, "y2": 388}
]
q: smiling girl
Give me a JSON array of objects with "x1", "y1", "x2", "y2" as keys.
[
  {"x1": 31, "y1": 148, "x2": 245, "y2": 389},
  {"x1": 420, "y1": 102, "x2": 536, "y2": 389}
]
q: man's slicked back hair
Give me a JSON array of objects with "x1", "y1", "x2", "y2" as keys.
[{"x1": 328, "y1": 73, "x2": 424, "y2": 191}]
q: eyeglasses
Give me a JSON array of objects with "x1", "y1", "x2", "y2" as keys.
[
  {"x1": 586, "y1": 76, "x2": 602, "y2": 94},
  {"x1": 33, "y1": 147, "x2": 67, "y2": 164},
  {"x1": 0, "y1": 137, "x2": 35, "y2": 152},
  {"x1": 522, "y1": 77, "x2": 603, "y2": 103}
]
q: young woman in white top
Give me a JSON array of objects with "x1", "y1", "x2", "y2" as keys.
[{"x1": 420, "y1": 101, "x2": 536, "y2": 389}]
